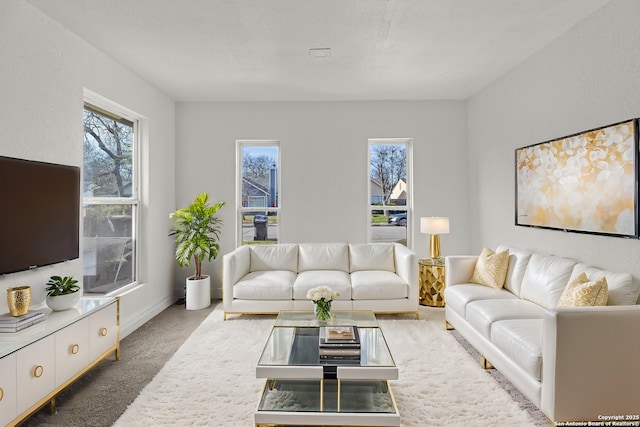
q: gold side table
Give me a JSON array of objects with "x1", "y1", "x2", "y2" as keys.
[{"x1": 419, "y1": 258, "x2": 445, "y2": 307}]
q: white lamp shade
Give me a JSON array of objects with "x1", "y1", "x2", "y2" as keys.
[{"x1": 420, "y1": 217, "x2": 450, "y2": 234}]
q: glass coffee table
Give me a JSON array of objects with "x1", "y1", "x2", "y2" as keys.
[{"x1": 255, "y1": 311, "x2": 400, "y2": 426}]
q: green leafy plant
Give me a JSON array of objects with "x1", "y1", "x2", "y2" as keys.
[
  {"x1": 170, "y1": 192, "x2": 225, "y2": 280},
  {"x1": 46, "y1": 276, "x2": 80, "y2": 296}
]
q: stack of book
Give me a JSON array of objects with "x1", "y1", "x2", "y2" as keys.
[
  {"x1": 318, "y1": 325, "x2": 361, "y2": 364},
  {"x1": 0, "y1": 310, "x2": 46, "y2": 333}
]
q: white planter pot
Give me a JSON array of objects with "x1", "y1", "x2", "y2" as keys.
[
  {"x1": 186, "y1": 276, "x2": 211, "y2": 310},
  {"x1": 46, "y1": 291, "x2": 81, "y2": 311}
]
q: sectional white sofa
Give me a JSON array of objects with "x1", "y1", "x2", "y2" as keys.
[
  {"x1": 445, "y1": 245, "x2": 640, "y2": 423},
  {"x1": 222, "y1": 242, "x2": 418, "y2": 319}
]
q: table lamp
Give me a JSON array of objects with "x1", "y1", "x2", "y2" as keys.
[{"x1": 420, "y1": 217, "x2": 450, "y2": 260}]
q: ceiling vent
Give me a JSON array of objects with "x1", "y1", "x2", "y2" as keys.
[{"x1": 309, "y1": 48, "x2": 331, "y2": 59}]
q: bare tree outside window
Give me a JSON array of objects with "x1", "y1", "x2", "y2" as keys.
[
  {"x1": 369, "y1": 140, "x2": 411, "y2": 247},
  {"x1": 83, "y1": 104, "x2": 137, "y2": 294},
  {"x1": 370, "y1": 144, "x2": 406, "y2": 205}
]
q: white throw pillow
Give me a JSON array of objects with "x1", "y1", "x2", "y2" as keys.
[{"x1": 349, "y1": 243, "x2": 395, "y2": 273}]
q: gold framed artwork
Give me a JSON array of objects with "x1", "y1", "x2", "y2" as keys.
[{"x1": 516, "y1": 119, "x2": 638, "y2": 238}]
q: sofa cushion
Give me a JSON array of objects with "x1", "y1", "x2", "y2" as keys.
[
  {"x1": 298, "y1": 243, "x2": 349, "y2": 272},
  {"x1": 233, "y1": 271, "x2": 296, "y2": 300},
  {"x1": 465, "y1": 299, "x2": 546, "y2": 339},
  {"x1": 491, "y1": 319, "x2": 543, "y2": 381},
  {"x1": 470, "y1": 248, "x2": 509, "y2": 289},
  {"x1": 496, "y1": 245, "x2": 533, "y2": 297},
  {"x1": 569, "y1": 263, "x2": 638, "y2": 306},
  {"x1": 557, "y1": 272, "x2": 608, "y2": 307},
  {"x1": 351, "y1": 271, "x2": 407, "y2": 299},
  {"x1": 349, "y1": 243, "x2": 395, "y2": 273},
  {"x1": 292, "y1": 271, "x2": 352, "y2": 300},
  {"x1": 445, "y1": 284, "x2": 518, "y2": 319},
  {"x1": 520, "y1": 254, "x2": 576, "y2": 309},
  {"x1": 249, "y1": 244, "x2": 299, "y2": 273}
]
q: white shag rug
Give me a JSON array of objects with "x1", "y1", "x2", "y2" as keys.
[{"x1": 115, "y1": 305, "x2": 545, "y2": 426}]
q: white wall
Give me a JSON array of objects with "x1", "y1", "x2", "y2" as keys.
[
  {"x1": 468, "y1": 0, "x2": 640, "y2": 277},
  {"x1": 176, "y1": 101, "x2": 470, "y2": 298},
  {"x1": 0, "y1": 0, "x2": 176, "y2": 337}
]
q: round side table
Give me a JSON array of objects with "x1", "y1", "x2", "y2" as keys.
[{"x1": 418, "y1": 258, "x2": 445, "y2": 307}]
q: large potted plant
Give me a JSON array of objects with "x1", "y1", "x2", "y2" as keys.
[
  {"x1": 170, "y1": 193, "x2": 225, "y2": 310},
  {"x1": 45, "y1": 275, "x2": 81, "y2": 311}
]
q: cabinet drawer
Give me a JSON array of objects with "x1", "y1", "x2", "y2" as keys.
[
  {"x1": 0, "y1": 353, "x2": 17, "y2": 426},
  {"x1": 16, "y1": 335, "x2": 55, "y2": 414},
  {"x1": 89, "y1": 302, "x2": 118, "y2": 361},
  {"x1": 55, "y1": 317, "x2": 91, "y2": 387}
]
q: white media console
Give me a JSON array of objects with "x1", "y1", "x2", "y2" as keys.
[{"x1": 0, "y1": 297, "x2": 119, "y2": 426}]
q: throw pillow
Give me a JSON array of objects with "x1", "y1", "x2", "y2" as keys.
[
  {"x1": 557, "y1": 272, "x2": 608, "y2": 307},
  {"x1": 470, "y1": 248, "x2": 509, "y2": 289}
]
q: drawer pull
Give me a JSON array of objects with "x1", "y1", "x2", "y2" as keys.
[
  {"x1": 0, "y1": 386, "x2": 4, "y2": 401},
  {"x1": 100, "y1": 327, "x2": 108, "y2": 337},
  {"x1": 71, "y1": 344, "x2": 80, "y2": 355},
  {"x1": 33, "y1": 365, "x2": 44, "y2": 378}
]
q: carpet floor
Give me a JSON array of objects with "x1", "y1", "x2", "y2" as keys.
[
  {"x1": 115, "y1": 305, "x2": 550, "y2": 426},
  {"x1": 19, "y1": 302, "x2": 550, "y2": 426}
]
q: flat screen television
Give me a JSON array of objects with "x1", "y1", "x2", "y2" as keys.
[{"x1": 0, "y1": 156, "x2": 80, "y2": 274}]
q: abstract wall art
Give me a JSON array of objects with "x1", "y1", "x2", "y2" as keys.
[{"x1": 516, "y1": 119, "x2": 638, "y2": 238}]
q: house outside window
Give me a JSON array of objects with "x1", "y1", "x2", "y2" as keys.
[
  {"x1": 237, "y1": 141, "x2": 280, "y2": 245},
  {"x1": 368, "y1": 139, "x2": 412, "y2": 248},
  {"x1": 82, "y1": 96, "x2": 139, "y2": 294}
]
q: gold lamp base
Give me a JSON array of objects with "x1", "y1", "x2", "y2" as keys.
[
  {"x1": 429, "y1": 234, "x2": 441, "y2": 259},
  {"x1": 7, "y1": 286, "x2": 32, "y2": 316}
]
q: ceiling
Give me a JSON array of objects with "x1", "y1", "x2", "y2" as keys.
[{"x1": 26, "y1": 0, "x2": 610, "y2": 102}]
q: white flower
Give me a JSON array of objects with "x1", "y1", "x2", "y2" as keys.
[{"x1": 306, "y1": 286, "x2": 339, "y2": 302}]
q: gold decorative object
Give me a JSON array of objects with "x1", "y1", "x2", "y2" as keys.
[
  {"x1": 419, "y1": 259, "x2": 445, "y2": 307},
  {"x1": 100, "y1": 327, "x2": 108, "y2": 337},
  {"x1": 7, "y1": 286, "x2": 32, "y2": 316},
  {"x1": 71, "y1": 344, "x2": 80, "y2": 355}
]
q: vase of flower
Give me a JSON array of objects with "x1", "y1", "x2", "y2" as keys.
[
  {"x1": 314, "y1": 299, "x2": 332, "y2": 322},
  {"x1": 307, "y1": 286, "x2": 340, "y2": 323}
]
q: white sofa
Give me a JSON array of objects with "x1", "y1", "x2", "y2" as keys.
[
  {"x1": 222, "y1": 242, "x2": 418, "y2": 319},
  {"x1": 445, "y1": 245, "x2": 640, "y2": 423}
]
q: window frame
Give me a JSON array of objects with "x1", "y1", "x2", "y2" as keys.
[
  {"x1": 82, "y1": 90, "x2": 140, "y2": 295},
  {"x1": 236, "y1": 140, "x2": 281, "y2": 247},
  {"x1": 367, "y1": 138, "x2": 413, "y2": 249}
]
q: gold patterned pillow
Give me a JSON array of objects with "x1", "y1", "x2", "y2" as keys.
[
  {"x1": 470, "y1": 248, "x2": 509, "y2": 289},
  {"x1": 557, "y1": 272, "x2": 608, "y2": 307}
]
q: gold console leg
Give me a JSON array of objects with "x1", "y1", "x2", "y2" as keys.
[
  {"x1": 50, "y1": 397, "x2": 56, "y2": 414},
  {"x1": 445, "y1": 320, "x2": 454, "y2": 330},
  {"x1": 482, "y1": 356, "x2": 494, "y2": 370}
]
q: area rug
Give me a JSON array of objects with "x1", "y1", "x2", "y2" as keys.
[{"x1": 114, "y1": 305, "x2": 547, "y2": 426}]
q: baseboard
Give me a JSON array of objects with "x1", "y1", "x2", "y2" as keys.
[{"x1": 119, "y1": 294, "x2": 175, "y2": 339}]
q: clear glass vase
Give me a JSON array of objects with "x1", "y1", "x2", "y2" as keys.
[{"x1": 314, "y1": 300, "x2": 332, "y2": 323}]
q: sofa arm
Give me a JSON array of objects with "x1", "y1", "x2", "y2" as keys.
[
  {"x1": 445, "y1": 255, "x2": 478, "y2": 287},
  {"x1": 222, "y1": 246, "x2": 251, "y2": 310},
  {"x1": 393, "y1": 243, "x2": 418, "y2": 305},
  {"x1": 542, "y1": 305, "x2": 640, "y2": 422}
]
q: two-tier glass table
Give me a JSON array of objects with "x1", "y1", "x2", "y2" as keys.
[{"x1": 255, "y1": 310, "x2": 400, "y2": 426}]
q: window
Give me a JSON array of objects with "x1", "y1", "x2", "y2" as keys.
[
  {"x1": 237, "y1": 141, "x2": 280, "y2": 245},
  {"x1": 82, "y1": 98, "x2": 138, "y2": 294},
  {"x1": 368, "y1": 139, "x2": 412, "y2": 247}
]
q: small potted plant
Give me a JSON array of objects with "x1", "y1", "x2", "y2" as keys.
[
  {"x1": 45, "y1": 275, "x2": 81, "y2": 311},
  {"x1": 170, "y1": 192, "x2": 225, "y2": 310}
]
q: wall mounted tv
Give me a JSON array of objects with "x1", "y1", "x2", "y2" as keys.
[{"x1": 0, "y1": 156, "x2": 80, "y2": 274}]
